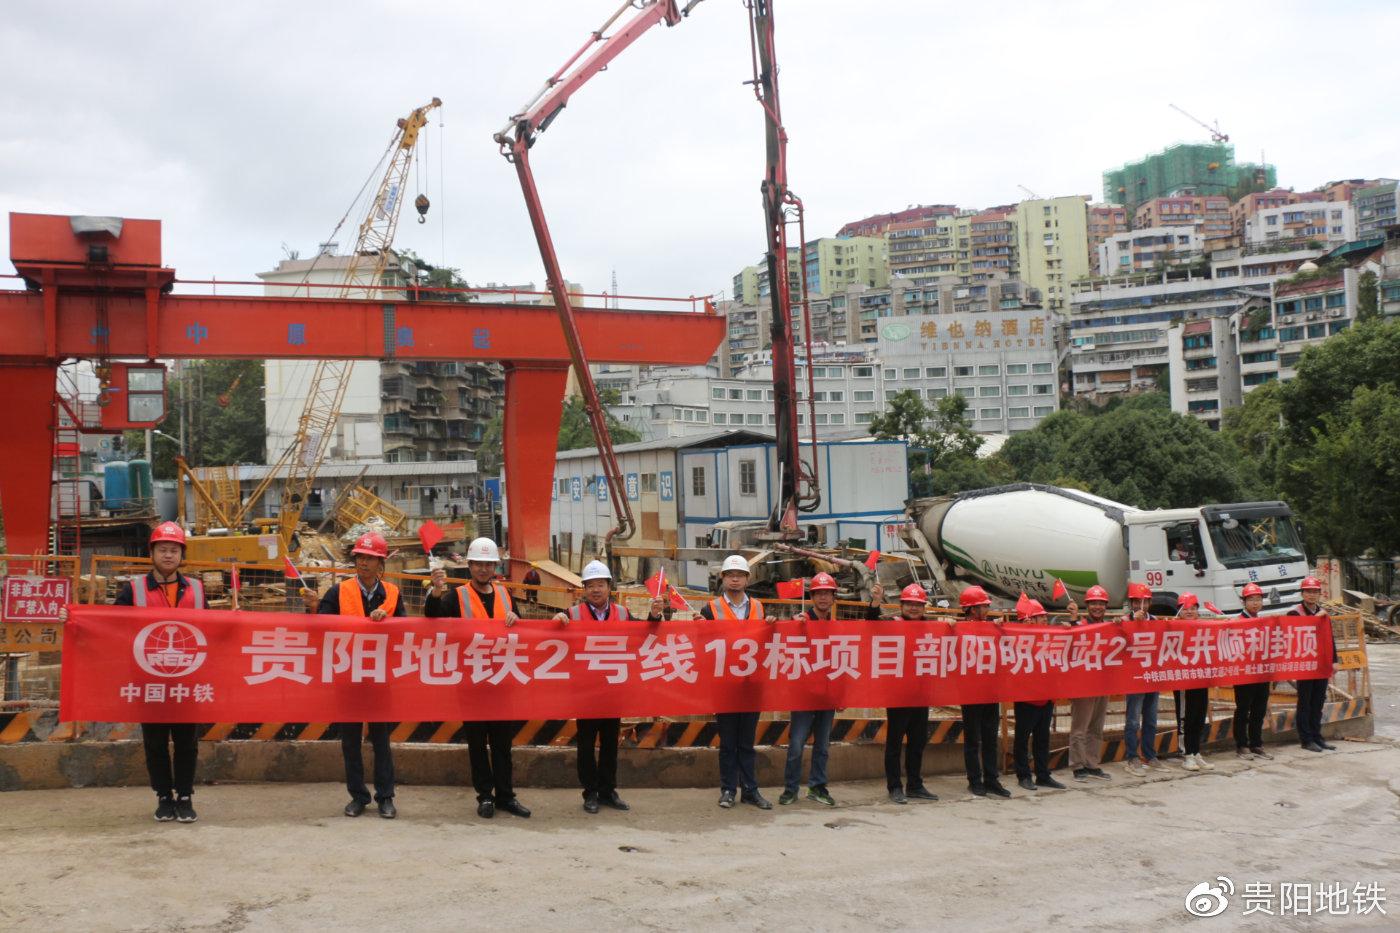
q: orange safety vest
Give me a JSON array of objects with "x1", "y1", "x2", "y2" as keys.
[
  {"x1": 568, "y1": 600, "x2": 630, "y2": 622},
  {"x1": 708, "y1": 595, "x2": 764, "y2": 620},
  {"x1": 457, "y1": 582, "x2": 513, "y2": 620},
  {"x1": 132, "y1": 573, "x2": 205, "y2": 609},
  {"x1": 337, "y1": 577, "x2": 400, "y2": 618}
]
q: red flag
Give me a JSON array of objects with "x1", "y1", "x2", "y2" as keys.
[
  {"x1": 1015, "y1": 591, "x2": 1033, "y2": 617},
  {"x1": 775, "y1": 579, "x2": 805, "y2": 600},
  {"x1": 1204, "y1": 601, "x2": 1223, "y2": 616},
  {"x1": 666, "y1": 586, "x2": 690, "y2": 612},
  {"x1": 645, "y1": 570, "x2": 667, "y2": 599},
  {"x1": 418, "y1": 519, "x2": 444, "y2": 555},
  {"x1": 1051, "y1": 578, "x2": 1068, "y2": 601},
  {"x1": 864, "y1": 550, "x2": 881, "y2": 570},
  {"x1": 283, "y1": 556, "x2": 306, "y2": 589},
  {"x1": 231, "y1": 565, "x2": 241, "y2": 594}
]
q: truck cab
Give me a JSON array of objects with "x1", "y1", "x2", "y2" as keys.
[{"x1": 1126, "y1": 501, "x2": 1309, "y2": 615}]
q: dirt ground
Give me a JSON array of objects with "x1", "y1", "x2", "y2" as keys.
[{"x1": 3, "y1": 651, "x2": 1400, "y2": 931}]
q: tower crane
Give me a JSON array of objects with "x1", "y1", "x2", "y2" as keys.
[{"x1": 1168, "y1": 103, "x2": 1229, "y2": 144}]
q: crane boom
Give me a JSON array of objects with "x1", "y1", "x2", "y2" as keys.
[{"x1": 1168, "y1": 103, "x2": 1229, "y2": 143}]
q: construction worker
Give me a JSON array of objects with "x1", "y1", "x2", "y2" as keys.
[
  {"x1": 700, "y1": 554, "x2": 773, "y2": 810},
  {"x1": 1176, "y1": 593, "x2": 1215, "y2": 773},
  {"x1": 1121, "y1": 582, "x2": 1167, "y2": 776},
  {"x1": 1068, "y1": 585, "x2": 1113, "y2": 782},
  {"x1": 304, "y1": 531, "x2": 406, "y2": 819},
  {"x1": 780, "y1": 572, "x2": 841, "y2": 807},
  {"x1": 425, "y1": 536, "x2": 531, "y2": 819},
  {"x1": 1009, "y1": 598, "x2": 1066, "y2": 792},
  {"x1": 69, "y1": 522, "x2": 207, "y2": 823},
  {"x1": 1294, "y1": 576, "x2": 1338, "y2": 753},
  {"x1": 1233, "y1": 582, "x2": 1274, "y2": 761},
  {"x1": 957, "y1": 585, "x2": 1010, "y2": 798},
  {"x1": 883, "y1": 583, "x2": 939, "y2": 804},
  {"x1": 551, "y1": 559, "x2": 664, "y2": 814}
]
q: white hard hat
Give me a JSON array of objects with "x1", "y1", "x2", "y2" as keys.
[
  {"x1": 720, "y1": 554, "x2": 751, "y2": 575},
  {"x1": 466, "y1": 537, "x2": 500, "y2": 563},
  {"x1": 581, "y1": 560, "x2": 612, "y2": 583}
]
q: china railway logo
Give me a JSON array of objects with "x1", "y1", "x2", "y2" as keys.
[{"x1": 132, "y1": 621, "x2": 208, "y2": 678}]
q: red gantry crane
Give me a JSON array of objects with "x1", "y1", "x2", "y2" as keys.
[{"x1": 493, "y1": 0, "x2": 819, "y2": 551}]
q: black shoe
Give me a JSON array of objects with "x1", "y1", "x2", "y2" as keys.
[
  {"x1": 175, "y1": 796, "x2": 197, "y2": 823},
  {"x1": 1320, "y1": 742, "x2": 1338, "y2": 750},
  {"x1": 1018, "y1": 777, "x2": 1037, "y2": 792},
  {"x1": 1036, "y1": 775, "x2": 1067, "y2": 790},
  {"x1": 969, "y1": 783, "x2": 987, "y2": 797},
  {"x1": 344, "y1": 799, "x2": 368, "y2": 818},
  {"x1": 583, "y1": 792, "x2": 600, "y2": 814},
  {"x1": 1087, "y1": 767, "x2": 1112, "y2": 780},
  {"x1": 1073, "y1": 768, "x2": 1089, "y2": 782},
  {"x1": 718, "y1": 790, "x2": 736, "y2": 809},
  {"x1": 907, "y1": 785, "x2": 939, "y2": 801},
  {"x1": 1302, "y1": 741, "x2": 1324, "y2": 752},
  {"x1": 601, "y1": 791, "x2": 630, "y2": 812},
  {"x1": 889, "y1": 787, "x2": 908, "y2": 804},
  {"x1": 498, "y1": 797, "x2": 531, "y2": 818},
  {"x1": 477, "y1": 799, "x2": 495, "y2": 819},
  {"x1": 378, "y1": 799, "x2": 397, "y2": 819},
  {"x1": 740, "y1": 790, "x2": 773, "y2": 810},
  {"x1": 987, "y1": 782, "x2": 1013, "y2": 798},
  {"x1": 1250, "y1": 747, "x2": 1274, "y2": 761},
  {"x1": 154, "y1": 796, "x2": 177, "y2": 822}
]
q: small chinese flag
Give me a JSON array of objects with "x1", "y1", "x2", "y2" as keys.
[
  {"x1": 1051, "y1": 578, "x2": 1068, "y2": 601},
  {"x1": 1204, "y1": 601, "x2": 1223, "y2": 616},
  {"x1": 864, "y1": 550, "x2": 881, "y2": 570},
  {"x1": 283, "y1": 556, "x2": 306, "y2": 589},
  {"x1": 418, "y1": 519, "x2": 444, "y2": 555},
  {"x1": 1015, "y1": 591, "x2": 1033, "y2": 617},
  {"x1": 775, "y1": 579, "x2": 806, "y2": 600},
  {"x1": 666, "y1": 586, "x2": 690, "y2": 612},
  {"x1": 645, "y1": 568, "x2": 667, "y2": 599}
]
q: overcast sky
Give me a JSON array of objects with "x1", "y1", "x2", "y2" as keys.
[{"x1": 2, "y1": 1, "x2": 1396, "y2": 302}]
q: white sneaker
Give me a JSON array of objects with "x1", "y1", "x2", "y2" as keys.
[
  {"x1": 1182, "y1": 755, "x2": 1201, "y2": 772},
  {"x1": 1147, "y1": 758, "x2": 1171, "y2": 772},
  {"x1": 1198, "y1": 755, "x2": 1216, "y2": 771},
  {"x1": 1125, "y1": 760, "x2": 1147, "y2": 776}
]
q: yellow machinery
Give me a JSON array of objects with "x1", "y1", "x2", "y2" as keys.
[{"x1": 175, "y1": 97, "x2": 441, "y2": 561}]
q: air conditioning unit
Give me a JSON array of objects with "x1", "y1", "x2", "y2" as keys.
[{"x1": 1328, "y1": 309, "x2": 1343, "y2": 318}]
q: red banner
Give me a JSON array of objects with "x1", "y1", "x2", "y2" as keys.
[{"x1": 59, "y1": 606, "x2": 1333, "y2": 723}]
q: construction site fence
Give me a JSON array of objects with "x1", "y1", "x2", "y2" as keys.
[{"x1": 0, "y1": 555, "x2": 1372, "y2": 731}]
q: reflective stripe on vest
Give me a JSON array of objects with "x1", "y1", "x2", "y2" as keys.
[
  {"x1": 338, "y1": 577, "x2": 400, "y2": 617},
  {"x1": 457, "y1": 583, "x2": 513, "y2": 620},
  {"x1": 708, "y1": 596, "x2": 763, "y2": 620},
  {"x1": 131, "y1": 575, "x2": 205, "y2": 609},
  {"x1": 568, "y1": 601, "x2": 630, "y2": 622}
]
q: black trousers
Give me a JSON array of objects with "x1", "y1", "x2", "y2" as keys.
[
  {"x1": 577, "y1": 717, "x2": 621, "y2": 797},
  {"x1": 1233, "y1": 682, "x2": 1271, "y2": 749},
  {"x1": 142, "y1": 723, "x2": 198, "y2": 798},
  {"x1": 466, "y1": 720, "x2": 520, "y2": 803},
  {"x1": 1183, "y1": 688, "x2": 1209, "y2": 755},
  {"x1": 339, "y1": 722, "x2": 394, "y2": 803},
  {"x1": 1296, "y1": 678, "x2": 1329, "y2": 746},
  {"x1": 884, "y1": 706, "x2": 930, "y2": 791},
  {"x1": 1012, "y1": 702, "x2": 1052, "y2": 781},
  {"x1": 716, "y1": 711, "x2": 760, "y2": 794},
  {"x1": 961, "y1": 703, "x2": 1001, "y2": 787}
]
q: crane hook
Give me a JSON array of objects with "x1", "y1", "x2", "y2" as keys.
[{"x1": 414, "y1": 193, "x2": 430, "y2": 224}]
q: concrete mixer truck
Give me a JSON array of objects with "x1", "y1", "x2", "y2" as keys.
[{"x1": 905, "y1": 483, "x2": 1310, "y2": 615}]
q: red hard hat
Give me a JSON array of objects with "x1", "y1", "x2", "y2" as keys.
[
  {"x1": 1177, "y1": 592, "x2": 1199, "y2": 609},
  {"x1": 1084, "y1": 585, "x2": 1110, "y2": 603},
  {"x1": 809, "y1": 572, "x2": 838, "y2": 593},
  {"x1": 1127, "y1": 582, "x2": 1152, "y2": 601},
  {"x1": 1240, "y1": 582, "x2": 1263, "y2": 598},
  {"x1": 899, "y1": 583, "x2": 928, "y2": 603},
  {"x1": 351, "y1": 532, "x2": 390, "y2": 558},
  {"x1": 1017, "y1": 598, "x2": 1047, "y2": 621},
  {"x1": 149, "y1": 521, "x2": 186, "y2": 548},
  {"x1": 959, "y1": 585, "x2": 991, "y2": 608},
  {"x1": 1300, "y1": 576, "x2": 1323, "y2": 591}
]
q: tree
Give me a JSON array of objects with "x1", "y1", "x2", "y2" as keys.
[
  {"x1": 125, "y1": 359, "x2": 266, "y2": 479},
  {"x1": 1281, "y1": 383, "x2": 1400, "y2": 559},
  {"x1": 870, "y1": 390, "x2": 988, "y2": 496},
  {"x1": 1280, "y1": 319, "x2": 1400, "y2": 446},
  {"x1": 1220, "y1": 380, "x2": 1285, "y2": 497},
  {"x1": 1357, "y1": 270, "x2": 1380, "y2": 323}
]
